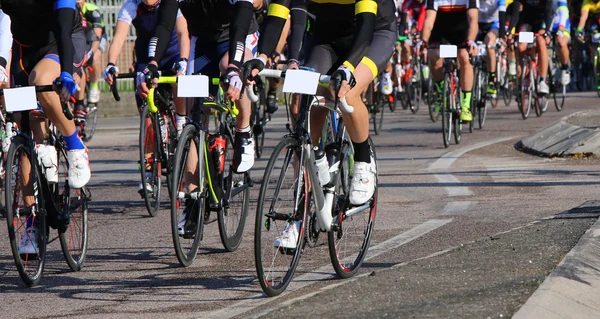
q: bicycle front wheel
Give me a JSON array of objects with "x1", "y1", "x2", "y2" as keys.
[
  {"x1": 217, "y1": 132, "x2": 249, "y2": 252},
  {"x1": 139, "y1": 107, "x2": 162, "y2": 217},
  {"x1": 255, "y1": 137, "x2": 306, "y2": 297},
  {"x1": 520, "y1": 60, "x2": 532, "y2": 119},
  {"x1": 170, "y1": 124, "x2": 204, "y2": 267},
  {"x1": 441, "y1": 75, "x2": 451, "y2": 148},
  {"x1": 5, "y1": 136, "x2": 47, "y2": 287},
  {"x1": 57, "y1": 143, "x2": 89, "y2": 272},
  {"x1": 328, "y1": 138, "x2": 376, "y2": 279}
]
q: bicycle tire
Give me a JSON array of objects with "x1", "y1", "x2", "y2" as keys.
[
  {"x1": 255, "y1": 136, "x2": 306, "y2": 297},
  {"x1": 520, "y1": 60, "x2": 531, "y2": 119},
  {"x1": 427, "y1": 78, "x2": 439, "y2": 122},
  {"x1": 469, "y1": 65, "x2": 479, "y2": 133},
  {"x1": 503, "y1": 75, "x2": 513, "y2": 106},
  {"x1": 57, "y1": 142, "x2": 89, "y2": 272},
  {"x1": 328, "y1": 138, "x2": 376, "y2": 279},
  {"x1": 479, "y1": 71, "x2": 488, "y2": 129},
  {"x1": 377, "y1": 93, "x2": 384, "y2": 130},
  {"x1": 552, "y1": 67, "x2": 566, "y2": 111},
  {"x1": 170, "y1": 124, "x2": 204, "y2": 267},
  {"x1": 453, "y1": 84, "x2": 462, "y2": 145},
  {"x1": 441, "y1": 74, "x2": 451, "y2": 148},
  {"x1": 5, "y1": 136, "x2": 47, "y2": 287},
  {"x1": 80, "y1": 104, "x2": 98, "y2": 142},
  {"x1": 139, "y1": 107, "x2": 162, "y2": 217},
  {"x1": 217, "y1": 132, "x2": 249, "y2": 252}
]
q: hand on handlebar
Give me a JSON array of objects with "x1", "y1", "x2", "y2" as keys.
[
  {"x1": 331, "y1": 65, "x2": 356, "y2": 100},
  {"x1": 466, "y1": 40, "x2": 477, "y2": 57},
  {"x1": 53, "y1": 72, "x2": 78, "y2": 104},
  {"x1": 242, "y1": 56, "x2": 267, "y2": 86},
  {"x1": 224, "y1": 66, "x2": 244, "y2": 102},
  {"x1": 104, "y1": 63, "x2": 119, "y2": 86},
  {"x1": 137, "y1": 63, "x2": 159, "y2": 99}
]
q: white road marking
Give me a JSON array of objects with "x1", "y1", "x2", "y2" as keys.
[
  {"x1": 203, "y1": 219, "x2": 453, "y2": 319},
  {"x1": 443, "y1": 201, "x2": 476, "y2": 214},
  {"x1": 428, "y1": 136, "x2": 520, "y2": 196}
]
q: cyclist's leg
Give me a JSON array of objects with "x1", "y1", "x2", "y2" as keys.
[
  {"x1": 305, "y1": 44, "x2": 335, "y2": 146},
  {"x1": 218, "y1": 34, "x2": 258, "y2": 173},
  {"x1": 556, "y1": 28, "x2": 571, "y2": 84},
  {"x1": 485, "y1": 25, "x2": 499, "y2": 91},
  {"x1": 266, "y1": 19, "x2": 289, "y2": 114}
]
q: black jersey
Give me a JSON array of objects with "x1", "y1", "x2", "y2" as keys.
[
  {"x1": 0, "y1": 0, "x2": 83, "y2": 46},
  {"x1": 178, "y1": 0, "x2": 259, "y2": 42}
]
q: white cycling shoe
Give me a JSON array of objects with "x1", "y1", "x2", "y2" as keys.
[
  {"x1": 67, "y1": 148, "x2": 91, "y2": 189},
  {"x1": 560, "y1": 70, "x2": 571, "y2": 86},
  {"x1": 349, "y1": 161, "x2": 376, "y2": 206},
  {"x1": 88, "y1": 87, "x2": 101, "y2": 104},
  {"x1": 273, "y1": 221, "x2": 300, "y2": 249},
  {"x1": 537, "y1": 81, "x2": 550, "y2": 95}
]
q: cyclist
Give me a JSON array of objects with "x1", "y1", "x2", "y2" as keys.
[
  {"x1": 104, "y1": 0, "x2": 190, "y2": 195},
  {"x1": 512, "y1": 0, "x2": 554, "y2": 94},
  {"x1": 248, "y1": 0, "x2": 395, "y2": 205},
  {"x1": 399, "y1": 0, "x2": 426, "y2": 91},
  {"x1": 75, "y1": 0, "x2": 106, "y2": 114},
  {"x1": 550, "y1": 0, "x2": 571, "y2": 85},
  {"x1": 419, "y1": 0, "x2": 479, "y2": 122},
  {"x1": 145, "y1": 0, "x2": 260, "y2": 175},
  {"x1": 0, "y1": 0, "x2": 92, "y2": 254},
  {"x1": 478, "y1": 0, "x2": 507, "y2": 98},
  {"x1": 576, "y1": 0, "x2": 600, "y2": 85}
]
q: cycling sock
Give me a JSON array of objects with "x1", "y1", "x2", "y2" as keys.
[
  {"x1": 64, "y1": 131, "x2": 85, "y2": 151},
  {"x1": 236, "y1": 125, "x2": 252, "y2": 138},
  {"x1": 90, "y1": 82, "x2": 99, "y2": 90},
  {"x1": 435, "y1": 81, "x2": 444, "y2": 93},
  {"x1": 352, "y1": 139, "x2": 371, "y2": 164},
  {"x1": 462, "y1": 91, "x2": 472, "y2": 105},
  {"x1": 561, "y1": 64, "x2": 569, "y2": 70},
  {"x1": 489, "y1": 72, "x2": 496, "y2": 82}
]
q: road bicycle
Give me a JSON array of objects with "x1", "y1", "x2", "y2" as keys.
[
  {"x1": 516, "y1": 32, "x2": 545, "y2": 119},
  {"x1": 111, "y1": 72, "x2": 178, "y2": 217},
  {"x1": 76, "y1": 65, "x2": 100, "y2": 142},
  {"x1": 169, "y1": 75, "x2": 250, "y2": 267},
  {"x1": 3, "y1": 85, "x2": 91, "y2": 287},
  {"x1": 249, "y1": 68, "x2": 377, "y2": 297},
  {"x1": 248, "y1": 74, "x2": 270, "y2": 159},
  {"x1": 365, "y1": 75, "x2": 384, "y2": 135},
  {"x1": 547, "y1": 33, "x2": 566, "y2": 111},
  {"x1": 470, "y1": 41, "x2": 489, "y2": 132},
  {"x1": 437, "y1": 45, "x2": 463, "y2": 148}
]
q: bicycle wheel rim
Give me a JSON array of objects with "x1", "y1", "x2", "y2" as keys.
[
  {"x1": 139, "y1": 109, "x2": 162, "y2": 217},
  {"x1": 5, "y1": 137, "x2": 47, "y2": 286},
  {"x1": 441, "y1": 77, "x2": 450, "y2": 148},
  {"x1": 217, "y1": 132, "x2": 249, "y2": 252},
  {"x1": 328, "y1": 138, "x2": 376, "y2": 278},
  {"x1": 58, "y1": 143, "x2": 89, "y2": 271},
  {"x1": 81, "y1": 105, "x2": 98, "y2": 142},
  {"x1": 520, "y1": 62, "x2": 531, "y2": 119},
  {"x1": 255, "y1": 137, "x2": 306, "y2": 297},
  {"x1": 170, "y1": 125, "x2": 204, "y2": 267}
]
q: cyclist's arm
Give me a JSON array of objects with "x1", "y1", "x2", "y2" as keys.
[
  {"x1": 109, "y1": 0, "x2": 137, "y2": 65},
  {"x1": 228, "y1": 0, "x2": 255, "y2": 69},
  {"x1": 466, "y1": 3, "x2": 479, "y2": 43},
  {"x1": 54, "y1": 0, "x2": 76, "y2": 74},
  {"x1": 508, "y1": 0, "x2": 521, "y2": 33},
  {"x1": 148, "y1": 0, "x2": 178, "y2": 66},
  {"x1": 257, "y1": 0, "x2": 292, "y2": 60},
  {"x1": 421, "y1": 1, "x2": 437, "y2": 43},
  {"x1": 498, "y1": 0, "x2": 507, "y2": 37},
  {"x1": 288, "y1": 5, "x2": 308, "y2": 62},
  {"x1": 342, "y1": 0, "x2": 378, "y2": 70},
  {"x1": 578, "y1": 7, "x2": 589, "y2": 30},
  {"x1": 544, "y1": 0, "x2": 553, "y2": 32},
  {"x1": 417, "y1": 5, "x2": 427, "y2": 32},
  {"x1": 175, "y1": 13, "x2": 189, "y2": 60},
  {"x1": 0, "y1": 10, "x2": 11, "y2": 69}
]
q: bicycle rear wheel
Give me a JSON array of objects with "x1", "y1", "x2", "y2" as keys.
[
  {"x1": 520, "y1": 61, "x2": 532, "y2": 119},
  {"x1": 57, "y1": 143, "x2": 89, "y2": 272},
  {"x1": 5, "y1": 136, "x2": 47, "y2": 287},
  {"x1": 552, "y1": 68, "x2": 566, "y2": 111},
  {"x1": 139, "y1": 107, "x2": 162, "y2": 217},
  {"x1": 503, "y1": 73, "x2": 513, "y2": 106},
  {"x1": 427, "y1": 77, "x2": 439, "y2": 122},
  {"x1": 469, "y1": 66, "x2": 479, "y2": 133},
  {"x1": 255, "y1": 137, "x2": 306, "y2": 297},
  {"x1": 217, "y1": 132, "x2": 249, "y2": 252},
  {"x1": 80, "y1": 104, "x2": 98, "y2": 142},
  {"x1": 170, "y1": 124, "x2": 204, "y2": 267},
  {"x1": 453, "y1": 85, "x2": 462, "y2": 145},
  {"x1": 328, "y1": 138, "x2": 376, "y2": 278},
  {"x1": 441, "y1": 76, "x2": 451, "y2": 148},
  {"x1": 479, "y1": 72, "x2": 488, "y2": 129}
]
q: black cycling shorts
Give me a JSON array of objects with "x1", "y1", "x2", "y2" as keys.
[
  {"x1": 430, "y1": 12, "x2": 469, "y2": 47},
  {"x1": 12, "y1": 31, "x2": 88, "y2": 86},
  {"x1": 305, "y1": 20, "x2": 397, "y2": 79},
  {"x1": 517, "y1": 8, "x2": 547, "y2": 32}
]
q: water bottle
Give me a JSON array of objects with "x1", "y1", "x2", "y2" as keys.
[
  {"x1": 36, "y1": 144, "x2": 58, "y2": 183},
  {"x1": 314, "y1": 146, "x2": 330, "y2": 186},
  {"x1": 209, "y1": 134, "x2": 226, "y2": 174}
]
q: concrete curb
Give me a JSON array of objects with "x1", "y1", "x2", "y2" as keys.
[
  {"x1": 515, "y1": 111, "x2": 600, "y2": 157},
  {"x1": 513, "y1": 216, "x2": 600, "y2": 319}
]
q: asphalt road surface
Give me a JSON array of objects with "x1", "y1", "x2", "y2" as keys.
[{"x1": 2, "y1": 91, "x2": 600, "y2": 319}]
